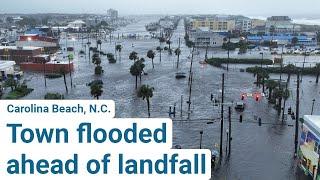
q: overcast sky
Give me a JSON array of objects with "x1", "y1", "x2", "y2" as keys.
[{"x1": 1, "y1": 0, "x2": 320, "y2": 18}]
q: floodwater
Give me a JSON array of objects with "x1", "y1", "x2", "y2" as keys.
[{"x1": 17, "y1": 16, "x2": 320, "y2": 180}]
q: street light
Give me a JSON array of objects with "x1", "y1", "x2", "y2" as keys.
[
  {"x1": 199, "y1": 130, "x2": 204, "y2": 149},
  {"x1": 311, "y1": 99, "x2": 316, "y2": 115},
  {"x1": 259, "y1": 52, "x2": 264, "y2": 68}
]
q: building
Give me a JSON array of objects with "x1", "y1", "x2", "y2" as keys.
[
  {"x1": 0, "y1": 60, "x2": 15, "y2": 80},
  {"x1": 298, "y1": 115, "x2": 320, "y2": 179},
  {"x1": 16, "y1": 34, "x2": 59, "y2": 53},
  {"x1": 189, "y1": 27, "x2": 225, "y2": 48},
  {"x1": 247, "y1": 34, "x2": 317, "y2": 46},
  {"x1": 251, "y1": 19, "x2": 266, "y2": 29},
  {"x1": 107, "y1": 9, "x2": 118, "y2": 21},
  {"x1": 68, "y1": 20, "x2": 86, "y2": 30},
  {"x1": 0, "y1": 46, "x2": 43, "y2": 64},
  {"x1": 265, "y1": 16, "x2": 300, "y2": 34},
  {"x1": 235, "y1": 18, "x2": 252, "y2": 32},
  {"x1": 190, "y1": 16, "x2": 236, "y2": 32}
]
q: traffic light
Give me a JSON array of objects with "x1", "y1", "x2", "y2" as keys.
[
  {"x1": 288, "y1": 107, "x2": 292, "y2": 115},
  {"x1": 240, "y1": 115, "x2": 243, "y2": 123},
  {"x1": 258, "y1": 118, "x2": 262, "y2": 126},
  {"x1": 255, "y1": 94, "x2": 260, "y2": 101}
]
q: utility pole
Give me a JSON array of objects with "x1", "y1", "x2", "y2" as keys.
[
  {"x1": 227, "y1": 35, "x2": 231, "y2": 71},
  {"x1": 282, "y1": 82, "x2": 288, "y2": 122},
  {"x1": 187, "y1": 73, "x2": 193, "y2": 120},
  {"x1": 311, "y1": 99, "x2": 316, "y2": 115},
  {"x1": 294, "y1": 73, "x2": 300, "y2": 158},
  {"x1": 220, "y1": 73, "x2": 225, "y2": 160},
  {"x1": 188, "y1": 47, "x2": 195, "y2": 85},
  {"x1": 180, "y1": 95, "x2": 183, "y2": 117},
  {"x1": 228, "y1": 106, "x2": 232, "y2": 156}
]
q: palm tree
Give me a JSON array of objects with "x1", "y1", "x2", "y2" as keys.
[
  {"x1": 115, "y1": 44, "x2": 122, "y2": 61},
  {"x1": 59, "y1": 68, "x2": 68, "y2": 93},
  {"x1": 97, "y1": 39, "x2": 102, "y2": 52},
  {"x1": 266, "y1": 80, "x2": 278, "y2": 100},
  {"x1": 315, "y1": 63, "x2": 320, "y2": 83},
  {"x1": 92, "y1": 53, "x2": 103, "y2": 75},
  {"x1": 129, "y1": 51, "x2": 138, "y2": 62},
  {"x1": 90, "y1": 83, "x2": 103, "y2": 100},
  {"x1": 138, "y1": 84, "x2": 154, "y2": 117},
  {"x1": 107, "y1": 53, "x2": 116, "y2": 63},
  {"x1": 284, "y1": 64, "x2": 296, "y2": 82},
  {"x1": 147, "y1": 50, "x2": 155, "y2": 69},
  {"x1": 175, "y1": 48, "x2": 181, "y2": 69},
  {"x1": 257, "y1": 69, "x2": 269, "y2": 93},
  {"x1": 156, "y1": 46, "x2": 163, "y2": 62},
  {"x1": 130, "y1": 59, "x2": 145, "y2": 89}
]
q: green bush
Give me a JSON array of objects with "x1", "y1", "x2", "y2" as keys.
[
  {"x1": 44, "y1": 93, "x2": 64, "y2": 99},
  {"x1": 207, "y1": 58, "x2": 273, "y2": 67}
]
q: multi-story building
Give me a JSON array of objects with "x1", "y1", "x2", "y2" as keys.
[
  {"x1": 265, "y1": 16, "x2": 300, "y2": 34},
  {"x1": 107, "y1": 9, "x2": 118, "y2": 21},
  {"x1": 235, "y1": 18, "x2": 252, "y2": 32},
  {"x1": 189, "y1": 27, "x2": 225, "y2": 48},
  {"x1": 190, "y1": 16, "x2": 235, "y2": 32},
  {"x1": 251, "y1": 19, "x2": 266, "y2": 29}
]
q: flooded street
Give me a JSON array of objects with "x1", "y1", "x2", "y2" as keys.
[{"x1": 20, "y1": 16, "x2": 320, "y2": 179}]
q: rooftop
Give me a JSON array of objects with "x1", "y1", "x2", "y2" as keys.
[
  {"x1": 304, "y1": 115, "x2": 320, "y2": 137},
  {"x1": 0, "y1": 46, "x2": 42, "y2": 51}
]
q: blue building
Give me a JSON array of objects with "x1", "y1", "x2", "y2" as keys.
[{"x1": 247, "y1": 34, "x2": 317, "y2": 46}]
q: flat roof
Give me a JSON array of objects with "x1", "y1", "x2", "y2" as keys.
[
  {"x1": 304, "y1": 115, "x2": 320, "y2": 137},
  {"x1": 0, "y1": 46, "x2": 42, "y2": 50},
  {"x1": 0, "y1": 60, "x2": 15, "y2": 70}
]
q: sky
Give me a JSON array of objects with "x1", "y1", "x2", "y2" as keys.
[{"x1": 1, "y1": 0, "x2": 320, "y2": 18}]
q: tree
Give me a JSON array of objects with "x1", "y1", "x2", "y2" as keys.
[
  {"x1": 5, "y1": 76, "x2": 17, "y2": 91},
  {"x1": 175, "y1": 48, "x2": 181, "y2": 69},
  {"x1": 238, "y1": 39, "x2": 248, "y2": 54},
  {"x1": 59, "y1": 68, "x2": 68, "y2": 93},
  {"x1": 138, "y1": 85, "x2": 154, "y2": 118},
  {"x1": 129, "y1": 51, "x2": 138, "y2": 62},
  {"x1": 291, "y1": 37, "x2": 299, "y2": 46},
  {"x1": 166, "y1": 40, "x2": 172, "y2": 51},
  {"x1": 156, "y1": 46, "x2": 163, "y2": 62},
  {"x1": 92, "y1": 53, "x2": 103, "y2": 75},
  {"x1": 130, "y1": 59, "x2": 145, "y2": 89},
  {"x1": 147, "y1": 50, "x2": 156, "y2": 69},
  {"x1": 107, "y1": 53, "x2": 116, "y2": 64},
  {"x1": 257, "y1": 69, "x2": 269, "y2": 93},
  {"x1": 97, "y1": 39, "x2": 102, "y2": 52},
  {"x1": 90, "y1": 83, "x2": 103, "y2": 100},
  {"x1": 284, "y1": 64, "x2": 296, "y2": 82},
  {"x1": 266, "y1": 80, "x2": 278, "y2": 100},
  {"x1": 115, "y1": 44, "x2": 122, "y2": 61}
]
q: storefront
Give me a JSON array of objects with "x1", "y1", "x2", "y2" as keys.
[{"x1": 299, "y1": 115, "x2": 320, "y2": 180}]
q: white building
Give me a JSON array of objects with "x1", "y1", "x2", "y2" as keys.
[
  {"x1": 265, "y1": 16, "x2": 301, "y2": 34},
  {"x1": 236, "y1": 19, "x2": 252, "y2": 32},
  {"x1": 190, "y1": 27, "x2": 225, "y2": 48},
  {"x1": 68, "y1": 20, "x2": 86, "y2": 29},
  {"x1": 0, "y1": 60, "x2": 15, "y2": 78}
]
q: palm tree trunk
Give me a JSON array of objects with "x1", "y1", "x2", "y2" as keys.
[
  {"x1": 152, "y1": 58, "x2": 154, "y2": 69},
  {"x1": 177, "y1": 55, "x2": 180, "y2": 69},
  {"x1": 147, "y1": 98, "x2": 150, "y2": 118},
  {"x1": 160, "y1": 50, "x2": 162, "y2": 62},
  {"x1": 316, "y1": 72, "x2": 319, "y2": 83},
  {"x1": 262, "y1": 77, "x2": 265, "y2": 93},
  {"x1": 63, "y1": 74, "x2": 68, "y2": 93},
  {"x1": 135, "y1": 75, "x2": 138, "y2": 89}
]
